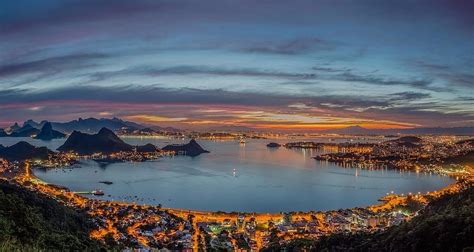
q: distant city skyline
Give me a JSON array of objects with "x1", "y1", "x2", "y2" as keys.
[{"x1": 1, "y1": 0, "x2": 473, "y2": 130}]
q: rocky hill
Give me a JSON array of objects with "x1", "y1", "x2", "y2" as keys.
[
  {"x1": 162, "y1": 139, "x2": 209, "y2": 157},
  {"x1": 0, "y1": 142, "x2": 54, "y2": 161},
  {"x1": 34, "y1": 122, "x2": 66, "y2": 140},
  {"x1": 57, "y1": 127, "x2": 133, "y2": 155},
  {"x1": 8, "y1": 124, "x2": 40, "y2": 137}
]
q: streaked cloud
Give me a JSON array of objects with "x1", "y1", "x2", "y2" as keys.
[{"x1": 0, "y1": 0, "x2": 473, "y2": 130}]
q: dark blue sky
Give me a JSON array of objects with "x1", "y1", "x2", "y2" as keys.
[{"x1": 0, "y1": 0, "x2": 473, "y2": 130}]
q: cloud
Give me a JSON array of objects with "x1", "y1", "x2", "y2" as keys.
[
  {"x1": 0, "y1": 85, "x2": 473, "y2": 128},
  {"x1": 241, "y1": 37, "x2": 333, "y2": 55},
  {"x1": 413, "y1": 60, "x2": 474, "y2": 89},
  {"x1": 89, "y1": 65, "x2": 317, "y2": 81},
  {"x1": 0, "y1": 53, "x2": 108, "y2": 79},
  {"x1": 336, "y1": 71, "x2": 433, "y2": 89},
  {"x1": 390, "y1": 92, "x2": 431, "y2": 101}
]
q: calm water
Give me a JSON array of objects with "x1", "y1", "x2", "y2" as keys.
[{"x1": 1, "y1": 137, "x2": 452, "y2": 212}]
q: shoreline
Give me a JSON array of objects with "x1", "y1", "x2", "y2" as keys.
[
  {"x1": 27, "y1": 162, "x2": 466, "y2": 215},
  {"x1": 2, "y1": 159, "x2": 471, "y2": 250},
  {"x1": 30, "y1": 162, "x2": 455, "y2": 214}
]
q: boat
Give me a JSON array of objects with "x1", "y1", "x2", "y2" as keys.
[
  {"x1": 239, "y1": 138, "x2": 246, "y2": 144},
  {"x1": 99, "y1": 181, "x2": 113, "y2": 185},
  {"x1": 92, "y1": 190, "x2": 105, "y2": 196}
]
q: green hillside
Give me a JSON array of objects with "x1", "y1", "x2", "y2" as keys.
[{"x1": 0, "y1": 180, "x2": 110, "y2": 250}]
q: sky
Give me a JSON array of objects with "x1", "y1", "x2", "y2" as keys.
[{"x1": 0, "y1": 0, "x2": 473, "y2": 131}]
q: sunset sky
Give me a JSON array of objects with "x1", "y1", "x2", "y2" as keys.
[{"x1": 1, "y1": 0, "x2": 473, "y2": 130}]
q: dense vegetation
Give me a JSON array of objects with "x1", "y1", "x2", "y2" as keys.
[
  {"x1": 0, "y1": 180, "x2": 108, "y2": 250},
  {"x1": 264, "y1": 183, "x2": 474, "y2": 252}
]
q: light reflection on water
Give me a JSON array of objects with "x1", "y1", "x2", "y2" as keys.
[{"x1": 1, "y1": 137, "x2": 453, "y2": 212}]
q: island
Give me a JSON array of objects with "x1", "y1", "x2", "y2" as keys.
[
  {"x1": 266, "y1": 142, "x2": 281, "y2": 148},
  {"x1": 162, "y1": 139, "x2": 209, "y2": 157}
]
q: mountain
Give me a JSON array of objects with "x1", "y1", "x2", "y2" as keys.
[
  {"x1": 19, "y1": 117, "x2": 146, "y2": 134},
  {"x1": 48, "y1": 117, "x2": 145, "y2": 133},
  {"x1": 34, "y1": 122, "x2": 66, "y2": 140},
  {"x1": 323, "y1": 125, "x2": 474, "y2": 135},
  {"x1": 23, "y1": 119, "x2": 43, "y2": 128},
  {"x1": 162, "y1": 139, "x2": 210, "y2": 157},
  {"x1": 0, "y1": 129, "x2": 7, "y2": 137},
  {"x1": 0, "y1": 141, "x2": 54, "y2": 161},
  {"x1": 0, "y1": 180, "x2": 110, "y2": 250},
  {"x1": 8, "y1": 124, "x2": 40, "y2": 137},
  {"x1": 323, "y1": 125, "x2": 372, "y2": 135},
  {"x1": 8, "y1": 122, "x2": 21, "y2": 132},
  {"x1": 136, "y1": 143, "x2": 160, "y2": 153},
  {"x1": 57, "y1": 127, "x2": 133, "y2": 155}
]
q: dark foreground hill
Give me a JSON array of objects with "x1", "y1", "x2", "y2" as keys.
[
  {"x1": 0, "y1": 180, "x2": 112, "y2": 250},
  {"x1": 57, "y1": 127, "x2": 133, "y2": 155},
  {"x1": 263, "y1": 183, "x2": 474, "y2": 252},
  {"x1": 0, "y1": 141, "x2": 54, "y2": 161},
  {"x1": 162, "y1": 139, "x2": 209, "y2": 157}
]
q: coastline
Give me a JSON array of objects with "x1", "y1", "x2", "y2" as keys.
[{"x1": 2, "y1": 158, "x2": 471, "y2": 250}]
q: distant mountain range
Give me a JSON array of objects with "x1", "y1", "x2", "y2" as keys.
[
  {"x1": 1, "y1": 118, "x2": 473, "y2": 136},
  {"x1": 1, "y1": 117, "x2": 182, "y2": 138},
  {"x1": 8, "y1": 124, "x2": 40, "y2": 137},
  {"x1": 23, "y1": 117, "x2": 145, "y2": 134},
  {"x1": 322, "y1": 125, "x2": 474, "y2": 135}
]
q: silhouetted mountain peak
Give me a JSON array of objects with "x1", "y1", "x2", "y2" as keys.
[
  {"x1": 8, "y1": 123, "x2": 40, "y2": 137},
  {"x1": 13, "y1": 141, "x2": 32, "y2": 149},
  {"x1": 136, "y1": 143, "x2": 160, "y2": 153},
  {"x1": 0, "y1": 141, "x2": 54, "y2": 161},
  {"x1": 57, "y1": 128, "x2": 132, "y2": 155},
  {"x1": 162, "y1": 139, "x2": 209, "y2": 157},
  {"x1": 43, "y1": 122, "x2": 52, "y2": 130},
  {"x1": 98, "y1": 127, "x2": 115, "y2": 135},
  {"x1": 10, "y1": 122, "x2": 20, "y2": 130},
  {"x1": 23, "y1": 119, "x2": 40, "y2": 128},
  {"x1": 34, "y1": 122, "x2": 66, "y2": 140}
]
